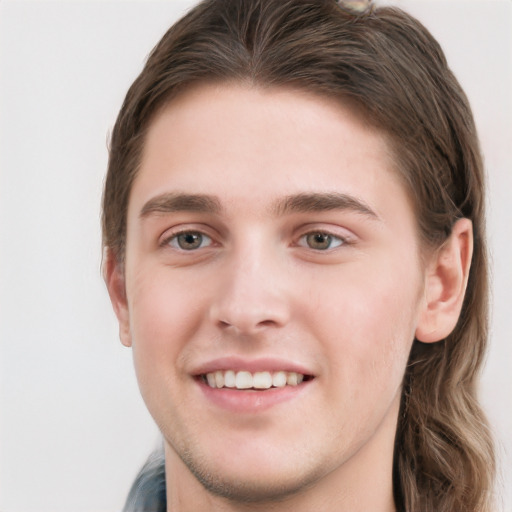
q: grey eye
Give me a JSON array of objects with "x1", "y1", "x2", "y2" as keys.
[
  {"x1": 300, "y1": 232, "x2": 344, "y2": 250},
  {"x1": 169, "y1": 232, "x2": 212, "y2": 250}
]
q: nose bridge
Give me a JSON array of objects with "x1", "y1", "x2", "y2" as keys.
[{"x1": 210, "y1": 232, "x2": 289, "y2": 334}]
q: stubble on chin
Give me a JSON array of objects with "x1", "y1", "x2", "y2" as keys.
[{"x1": 175, "y1": 444, "x2": 325, "y2": 505}]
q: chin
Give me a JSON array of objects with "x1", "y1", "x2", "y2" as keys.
[{"x1": 179, "y1": 446, "x2": 322, "y2": 504}]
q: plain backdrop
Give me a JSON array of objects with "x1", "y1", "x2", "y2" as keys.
[{"x1": 0, "y1": 1, "x2": 511, "y2": 510}]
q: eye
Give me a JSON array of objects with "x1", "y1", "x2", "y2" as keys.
[
  {"x1": 298, "y1": 231, "x2": 345, "y2": 250},
  {"x1": 167, "y1": 231, "x2": 213, "y2": 251}
]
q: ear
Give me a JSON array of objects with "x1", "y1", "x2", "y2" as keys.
[
  {"x1": 104, "y1": 249, "x2": 132, "y2": 347},
  {"x1": 415, "y1": 218, "x2": 473, "y2": 343}
]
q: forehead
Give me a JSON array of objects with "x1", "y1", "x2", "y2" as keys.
[{"x1": 129, "y1": 83, "x2": 413, "y2": 226}]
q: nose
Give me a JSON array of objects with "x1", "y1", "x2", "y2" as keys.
[{"x1": 209, "y1": 242, "x2": 291, "y2": 336}]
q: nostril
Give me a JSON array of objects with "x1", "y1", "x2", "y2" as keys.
[
  {"x1": 257, "y1": 319, "x2": 278, "y2": 328},
  {"x1": 215, "y1": 317, "x2": 279, "y2": 334}
]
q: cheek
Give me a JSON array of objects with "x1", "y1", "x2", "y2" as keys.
[
  {"x1": 127, "y1": 268, "x2": 205, "y2": 376},
  {"x1": 307, "y1": 254, "x2": 422, "y2": 383}
]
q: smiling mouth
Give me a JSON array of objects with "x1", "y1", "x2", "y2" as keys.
[{"x1": 201, "y1": 370, "x2": 313, "y2": 390}]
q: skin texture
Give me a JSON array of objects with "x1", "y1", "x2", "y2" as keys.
[{"x1": 106, "y1": 83, "x2": 473, "y2": 512}]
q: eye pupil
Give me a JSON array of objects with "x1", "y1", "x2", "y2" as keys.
[
  {"x1": 177, "y1": 232, "x2": 202, "y2": 250},
  {"x1": 307, "y1": 232, "x2": 332, "y2": 250}
]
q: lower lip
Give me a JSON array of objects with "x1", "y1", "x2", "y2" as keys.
[{"x1": 196, "y1": 378, "x2": 312, "y2": 413}]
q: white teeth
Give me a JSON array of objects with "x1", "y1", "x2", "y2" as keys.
[
  {"x1": 253, "y1": 371, "x2": 272, "y2": 389},
  {"x1": 204, "y1": 370, "x2": 307, "y2": 390},
  {"x1": 214, "y1": 370, "x2": 224, "y2": 388},
  {"x1": 206, "y1": 373, "x2": 216, "y2": 387},
  {"x1": 224, "y1": 370, "x2": 236, "y2": 388},
  {"x1": 287, "y1": 372, "x2": 304, "y2": 385},
  {"x1": 272, "y1": 371, "x2": 287, "y2": 388},
  {"x1": 235, "y1": 371, "x2": 253, "y2": 389}
]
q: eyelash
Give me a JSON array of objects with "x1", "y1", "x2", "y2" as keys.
[{"x1": 161, "y1": 227, "x2": 351, "y2": 253}]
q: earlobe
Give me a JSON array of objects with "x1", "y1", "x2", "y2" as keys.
[
  {"x1": 415, "y1": 218, "x2": 473, "y2": 343},
  {"x1": 104, "y1": 249, "x2": 132, "y2": 347}
]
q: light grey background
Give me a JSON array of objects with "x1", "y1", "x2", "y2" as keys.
[{"x1": 1, "y1": 1, "x2": 510, "y2": 510}]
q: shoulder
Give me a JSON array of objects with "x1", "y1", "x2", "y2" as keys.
[{"x1": 122, "y1": 449, "x2": 166, "y2": 512}]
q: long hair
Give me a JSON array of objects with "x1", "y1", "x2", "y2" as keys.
[{"x1": 103, "y1": 1, "x2": 496, "y2": 510}]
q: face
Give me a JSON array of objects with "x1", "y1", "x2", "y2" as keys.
[{"x1": 118, "y1": 84, "x2": 428, "y2": 502}]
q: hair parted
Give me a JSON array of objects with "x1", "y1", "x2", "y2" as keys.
[{"x1": 103, "y1": 1, "x2": 496, "y2": 510}]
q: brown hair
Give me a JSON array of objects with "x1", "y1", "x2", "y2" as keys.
[{"x1": 103, "y1": 1, "x2": 495, "y2": 510}]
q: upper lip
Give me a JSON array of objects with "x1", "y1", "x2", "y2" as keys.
[{"x1": 191, "y1": 356, "x2": 314, "y2": 376}]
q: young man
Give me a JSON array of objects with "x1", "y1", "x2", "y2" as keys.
[{"x1": 102, "y1": 1, "x2": 496, "y2": 510}]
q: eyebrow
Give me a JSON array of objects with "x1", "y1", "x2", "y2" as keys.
[
  {"x1": 273, "y1": 192, "x2": 379, "y2": 219},
  {"x1": 139, "y1": 191, "x2": 379, "y2": 220},
  {"x1": 140, "y1": 192, "x2": 222, "y2": 218}
]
